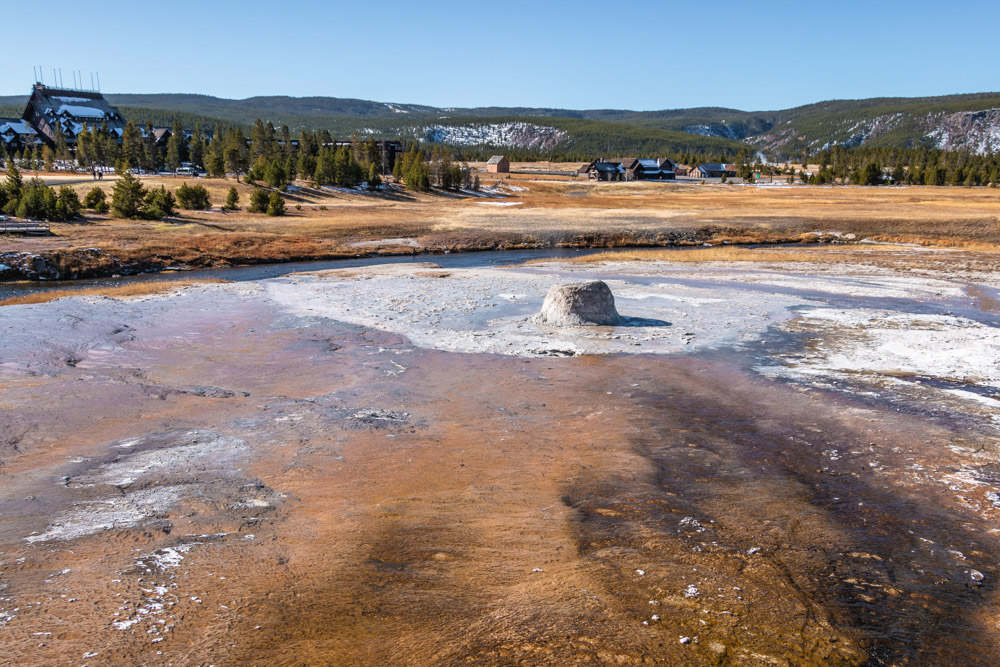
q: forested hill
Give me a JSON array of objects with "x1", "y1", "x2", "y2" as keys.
[{"x1": 3, "y1": 91, "x2": 1000, "y2": 158}]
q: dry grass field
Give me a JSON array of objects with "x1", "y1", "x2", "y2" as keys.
[
  {"x1": 3, "y1": 172, "x2": 1000, "y2": 278},
  {"x1": 0, "y1": 278, "x2": 225, "y2": 306},
  {"x1": 555, "y1": 244, "x2": 1000, "y2": 281}
]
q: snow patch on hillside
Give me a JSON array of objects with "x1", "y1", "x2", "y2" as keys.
[
  {"x1": 422, "y1": 122, "x2": 567, "y2": 149},
  {"x1": 751, "y1": 106, "x2": 1000, "y2": 156},
  {"x1": 926, "y1": 108, "x2": 1000, "y2": 155},
  {"x1": 839, "y1": 113, "x2": 904, "y2": 148}
]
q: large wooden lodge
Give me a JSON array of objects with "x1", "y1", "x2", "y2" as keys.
[
  {"x1": 0, "y1": 83, "x2": 405, "y2": 173},
  {"x1": 1, "y1": 84, "x2": 127, "y2": 154},
  {"x1": 579, "y1": 157, "x2": 678, "y2": 181}
]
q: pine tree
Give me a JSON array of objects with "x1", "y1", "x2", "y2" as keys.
[
  {"x1": 314, "y1": 150, "x2": 332, "y2": 185},
  {"x1": 122, "y1": 121, "x2": 144, "y2": 172},
  {"x1": 298, "y1": 151, "x2": 316, "y2": 183},
  {"x1": 439, "y1": 153, "x2": 454, "y2": 189},
  {"x1": 176, "y1": 183, "x2": 211, "y2": 210},
  {"x1": 111, "y1": 172, "x2": 148, "y2": 219},
  {"x1": 166, "y1": 125, "x2": 183, "y2": 172},
  {"x1": 264, "y1": 159, "x2": 286, "y2": 188},
  {"x1": 5, "y1": 160, "x2": 22, "y2": 191},
  {"x1": 207, "y1": 148, "x2": 225, "y2": 178},
  {"x1": 363, "y1": 138, "x2": 380, "y2": 170},
  {"x1": 54, "y1": 121, "x2": 70, "y2": 161},
  {"x1": 247, "y1": 189, "x2": 269, "y2": 213},
  {"x1": 266, "y1": 191, "x2": 285, "y2": 216},
  {"x1": 246, "y1": 155, "x2": 266, "y2": 184},
  {"x1": 224, "y1": 186, "x2": 239, "y2": 210},
  {"x1": 90, "y1": 126, "x2": 105, "y2": 168},
  {"x1": 401, "y1": 147, "x2": 431, "y2": 191},
  {"x1": 3, "y1": 162, "x2": 23, "y2": 214},
  {"x1": 143, "y1": 186, "x2": 175, "y2": 219},
  {"x1": 83, "y1": 186, "x2": 107, "y2": 210},
  {"x1": 250, "y1": 120, "x2": 268, "y2": 164},
  {"x1": 224, "y1": 128, "x2": 248, "y2": 178},
  {"x1": 280, "y1": 125, "x2": 293, "y2": 159},
  {"x1": 189, "y1": 125, "x2": 205, "y2": 169},
  {"x1": 57, "y1": 186, "x2": 81, "y2": 219},
  {"x1": 143, "y1": 123, "x2": 158, "y2": 172},
  {"x1": 333, "y1": 147, "x2": 350, "y2": 186}
]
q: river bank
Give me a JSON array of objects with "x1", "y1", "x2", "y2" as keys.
[{"x1": 0, "y1": 227, "x2": 822, "y2": 283}]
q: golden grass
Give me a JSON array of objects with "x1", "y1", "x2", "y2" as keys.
[
  {"x1": 0, "y1": 279, "x2": 225, "y2": 306},
  {"x1": 10, "y1": 177, "x2": 1000, "y2": 279},
  {"x1": 562, "y1": 246, "x2": 886, "y2": 265},
  {"x1": 864, "y1": 237, "x2": 1000, "y2": 252}
]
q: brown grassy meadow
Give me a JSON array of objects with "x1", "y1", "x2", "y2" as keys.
[
  {"x1": 0, "y1": 278, "x2": 225, "y2": 306},
  {"x1": 2, "y1": 172, "x2": 998, "y2": 279}
]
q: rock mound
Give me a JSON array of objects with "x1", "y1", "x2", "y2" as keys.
[{"x1": 535, "y1": 281, "x2": 623, "y2": 327}]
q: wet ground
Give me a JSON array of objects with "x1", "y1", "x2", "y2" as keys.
[{"x1": 1, "y1": 253, "x2": 1000, "y2": 665}]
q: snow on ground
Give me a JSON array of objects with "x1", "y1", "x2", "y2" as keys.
[
  {"x1": 4, "y1": 255, "x2": 998, "y2": 435},
  {"x1": 261, "y1": 258, "x2": 1000, "y2": 430},
  {"x1": 24, "y1": 430, "x2": 251, "y2": 543},
  {"x1": 80, "y1": 430, "x2": 249, "y2": 487},
  {"x1": 264, "y1": 263, "x2": 804, "y2": 357},
  {"x1": 25, "y1": 487, "x2": 182, "y2": 543},
  {"x1": 790, "y1": 309, "x2": 1000, "y2": 388},
  {"x1": 927, "y1": 108, "x2": 1000, "y2": 155},
  {"x1": 422, "y1": 122, "x2": 566, "y2": 150},
  {"x1": 349, "y1": 237, "x2": 422, "y2": 248},
  {"x1": 137, "y1": 544, "x2": 198, "y2": 571},
  {"x1": 759, "y1": 303, "x2": 1000, "y2": 429},
  {"x1": 666, "y1": 268, "x2": 966, "y2": 300}
]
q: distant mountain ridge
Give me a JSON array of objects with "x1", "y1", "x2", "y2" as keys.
[{"x1": 2, "y1": 91, "x2": 999, "y2": 157}]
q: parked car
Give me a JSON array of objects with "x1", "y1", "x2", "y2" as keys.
[{"x1": 175, "y1": 166, "x2": 197, "y2": 177}]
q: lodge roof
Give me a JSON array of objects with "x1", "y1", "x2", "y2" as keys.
[
  {"x1": 603, "y1": 157, "x2": 639, "y2": 170},
  {"x1": 0, "y1": 118, "x2": 37, "y2": 136},
  {"x1": 23, "y1": 85, "x2": 125, "y2": 141},
  {"x1": 592, "y1": 161, "x2": 623, "y2": 173}
]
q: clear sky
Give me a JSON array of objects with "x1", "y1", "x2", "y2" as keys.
[{"x1": 3, "y1": 0, "x2": 997, "y2": 111}]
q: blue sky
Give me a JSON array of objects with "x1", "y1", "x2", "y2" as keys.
[{"x1": 2, "y1": 0, "x2": 997, "y2": 111}]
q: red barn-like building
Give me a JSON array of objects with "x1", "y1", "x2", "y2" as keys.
[{"x1": 486, "y1": 155, "x2": 510, "y2": 173}]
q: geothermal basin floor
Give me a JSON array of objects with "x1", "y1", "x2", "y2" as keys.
[{"x1": 1, "y1": 253, "x2": 1000, "y2": 665}]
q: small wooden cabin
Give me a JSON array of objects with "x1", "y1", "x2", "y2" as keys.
[{"x1": 486, "y1": 155, "x2": 510, "y2": 173}]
